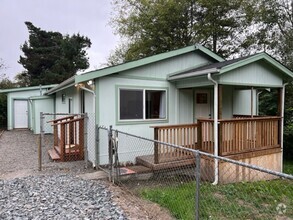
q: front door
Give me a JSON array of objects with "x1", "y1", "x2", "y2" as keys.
[
  {"x1": 194, "y1": 90, "x2": 212, "y2": 120},
  {"x1": 14, "y1": 100, "x2": 28, "y2": 128}
]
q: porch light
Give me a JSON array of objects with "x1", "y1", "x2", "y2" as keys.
[{"x1": 87, "y1": 80, "x2": 93, "y2": 86}]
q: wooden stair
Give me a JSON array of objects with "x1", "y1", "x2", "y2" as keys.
[
  {"x1": 48, "y1": 145, "x2": 83, "y2": 162},
  {"x1": 48, "y1": 148, "x2": 61, "y2": 161}
]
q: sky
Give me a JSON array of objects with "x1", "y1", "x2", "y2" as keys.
[{"x1": 0, "y1": 0, "x2": 120, "y2": 80}]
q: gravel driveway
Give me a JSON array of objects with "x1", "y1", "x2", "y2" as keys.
[
  {"x1": 0, "y1": 130, "x2": 127, "y2": 219},
  {"x1": 0, "y1": 130, "x2": 173, "y2": 220}
]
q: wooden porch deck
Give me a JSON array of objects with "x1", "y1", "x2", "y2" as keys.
[{"x1": 139, "y1": 116, "x2": 282, "y2": 173}]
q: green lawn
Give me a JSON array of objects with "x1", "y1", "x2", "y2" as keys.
[
  {"x1": 284, "y1": 160, "x2": 293, "y2": 175},
  {"x1": 140, "y1": 162, "x2": 293, "y2": 220}
]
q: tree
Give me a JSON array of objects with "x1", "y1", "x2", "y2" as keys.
[
  {"x1": 109, "y1": 0, "x2": 252, "y2": 64},
  {"x1": 0, "y1": 70, "x2": 15, "y2": 128},
  {"x1": 249, "y1": 0, "x2": 293, "y2": 159},
  {"x1": 18, "y1": 22, "x2": 91, "y2": 86}
]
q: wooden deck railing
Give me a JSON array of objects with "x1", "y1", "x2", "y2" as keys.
[
  {"x1": 218, "y1": 116, "x2": 280, "y2": 156},
  {"x1": 49, "y1": 115, "x2": 84, "y2": 161},
  {"x1": 153, "y1": 116, "x2": 281, "y2": 163},
  {"x1": 152, "y1": 124, "x2": 198, "y2": 164}
]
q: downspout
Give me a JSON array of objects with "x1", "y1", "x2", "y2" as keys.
[
  {"x1": 78, "y1": 83, "x2": 97, "y2": 168},
  {"x1": 79, "y1": 84, "x2": 96, "y2": 114},
  {"x1": 39, "y1": 84, "x2": 42, "y2": 96},
  {"x1": 281, "y1": 83, "x2": 288, "y2": 172},
  {"x1": 207, "y1": 73, "x2": 218, "y2": 185}
]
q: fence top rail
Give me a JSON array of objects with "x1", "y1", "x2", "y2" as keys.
[
  {"x1": 198, "y1": 116, "x2": 281, "y2": 123},
  {"x1": 51, "y1": 116, "x2": 84, "y2": 126},
  {"x1": 105, "y1": 125, "x2": 293, "y2": 180},
  {"x1": 151, "y1": 123, "x2": 198, "y2": 129}
]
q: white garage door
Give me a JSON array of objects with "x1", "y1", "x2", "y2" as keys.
[{"x1": 14, "y1": 100, "x2": 28, "y2": 129}]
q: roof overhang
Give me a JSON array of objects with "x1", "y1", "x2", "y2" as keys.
[
  {"x1": 219, "y1": 53, "x2": 293, "y2": 79},
  {"x1": 0, "y1": 84, "x2": 57, "y2": 94},
  {"x1": 45, "y1": 76, "x2": 75, "y2": 95},
  {"x1": 168, "y1": 52, "x2": 293, "y2": 82}
]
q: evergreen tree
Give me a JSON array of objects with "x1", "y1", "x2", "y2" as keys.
[{"x1": 18, "y1": 22, "x2": 91, "y2": 86}]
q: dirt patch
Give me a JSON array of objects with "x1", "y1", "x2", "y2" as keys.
[{"x1": 106, "y1": 181, "x2": 175, "y2": 220}]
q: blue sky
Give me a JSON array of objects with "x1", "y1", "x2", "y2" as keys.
[{"x1": 0, "y1": 0, "x2": 120, "y2": 79}]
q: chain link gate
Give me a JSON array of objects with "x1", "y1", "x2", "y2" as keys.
[{"x1": 38, "y1": 112, "x2": 97, "y2": 172}]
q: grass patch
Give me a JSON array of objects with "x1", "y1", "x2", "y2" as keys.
[
  {"x1": 284, "y1": 160, "x2": 293, "y2": 175},
  {"x1": 140, "y1": 179, "x2": 293, "y2": 219}
]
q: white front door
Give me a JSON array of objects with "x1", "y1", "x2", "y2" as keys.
[
  {"x1": 194, "y1": 90, "x2": 212, "y2": 120},
  {"x1": 14, "y1": 100, "x2": 28, "y2": 128}
]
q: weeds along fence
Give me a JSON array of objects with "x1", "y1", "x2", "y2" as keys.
[
  {"x1": 99, "y1": 126, "x2": 293, "y2": 220},
  {"x1": 39, "y1": 113, "x2": 96, "y2": 170}
]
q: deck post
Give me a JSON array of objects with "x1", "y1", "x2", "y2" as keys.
[
  {"x1": 251, "y1": 87, "x2": 254, "y2": 118},
  {"x1": 154, "y1": 127, "x2": 159, "y2": 164},
  {"x1": 60, "y1": 123, "x2": 65, "y2": 161},
  {"x1": 79, "y1": 116, "x2": 85, "y2": 161},
  {"x1": 218, "y1": 122, "x2": 222, "y2": 156},
  {"x1": 197, "y1": 120, "x2": 202, "y2": 150}
]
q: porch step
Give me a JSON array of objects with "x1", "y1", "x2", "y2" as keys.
[
  {"x1": 54, "y1": 145, "x2": 80, "y2": 155},
  {"x1": 48, "y1": 148, "x2": 61, "y2": 161},
  {"x1": 136, "y1": 155, "x2": 195, "y2": 171}
]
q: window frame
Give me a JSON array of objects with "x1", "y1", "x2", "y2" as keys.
[{"x1": 117, "y1": 86, "x2": 168, "y2": 123}]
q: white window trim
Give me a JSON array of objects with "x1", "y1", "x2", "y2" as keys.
[{"x1": 118, "y1": 87, "x2": 168, "y2": 122}]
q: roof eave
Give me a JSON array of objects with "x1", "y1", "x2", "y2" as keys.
[
  {"x1": 195, "y1": 44, "x2": 225, "y2": 62},
  {"x1": 220, "y1": 53, "x2": 293, "y2": 78},
  {"x1": 0, "y1": 84, "x2": 58, "y2": 94},
  {"x1": 168, "y1": 68, "x2": 220, "y2": 81},
  {"x1": 44, "y1": 77, "x2": 75, "y2": 95}
]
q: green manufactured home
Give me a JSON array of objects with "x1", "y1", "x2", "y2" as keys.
[{"x1": 1, "y1": 45, "x2": 293, "y2": 183}]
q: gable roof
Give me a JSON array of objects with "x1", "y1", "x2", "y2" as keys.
[
  {"x1": 168, "y1": 52, "x2": 293, "y2": 80},
  {"x1": 0, "y1": 84, "x2": 57, "y2": 93},
  {"x1": 75, "y1": 44, "x2": 225, "y2": 84}
]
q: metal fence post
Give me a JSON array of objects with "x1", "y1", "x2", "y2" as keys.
[
  {"x1": 39, "y1": 112, "x2": 45, "y2": 171},
  {"x1": 195, "y1": 150, "x2": 201, "y2": 220},
  {"x1": 108, "y1": 125, "x2": 113, "y2": 182},
  {"x1": 95, "y1": 124, "x2": 100, "y2": 168},
  {"x1": 83, "y1": 113, "x2": 88, "y2": 169}
]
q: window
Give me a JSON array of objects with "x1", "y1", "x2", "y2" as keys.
[
  {"x1": 61, "y1": 94, "x2": 66, "y2": 104},
  {"x1": 119, "y1": 88, "x2": 166, "y2": 121},
  {"x1": 196, "y1": 93, "x2": 208, "y2": 104}
]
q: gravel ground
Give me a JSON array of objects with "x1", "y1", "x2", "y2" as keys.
[
  {"x1": 0, "y1": 174, "x2": 126, "y2": 220},
  {"x1": 0, "y1": 130, "x2": 173, "y2": 220}
]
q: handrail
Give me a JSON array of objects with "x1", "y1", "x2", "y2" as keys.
[
  {"x1": 198, "y1": 116, "x2": 281, "y2": 123},
  {"x1": 151, "y1": 123, "x2": 198, "y2": 129},
  {"x1": 47, "y1": 115, "x2": 75, "y2": 123},
  {"x1": 51, "y1": 117, "x2": 84, "y2": 126}
]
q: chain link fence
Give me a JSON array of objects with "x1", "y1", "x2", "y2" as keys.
[
  {"x1": 39, "y1": 113, "x2": 96, "y2": 171},
  {"x1": 98, "y1": 126, "x2": 293, "y2": 220}
]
